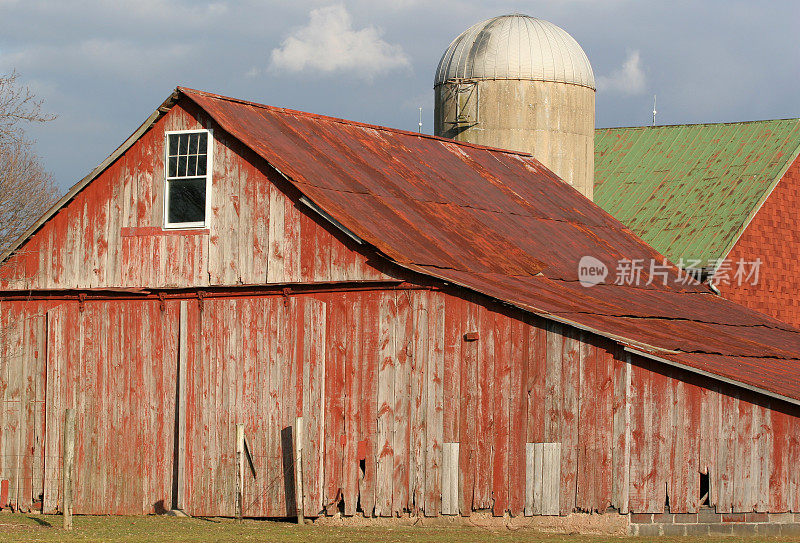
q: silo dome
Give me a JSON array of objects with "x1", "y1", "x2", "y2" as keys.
[
  {"x1": 435, "y1": 15, "x2": 595, "y2": 89},
  {"x1": 434, "y1": 14, "x2": 596, "y2": 200}
]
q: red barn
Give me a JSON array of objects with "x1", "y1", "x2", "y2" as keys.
[{"x1": 3, "y1": 89, "x2": 800, "y2": 535}]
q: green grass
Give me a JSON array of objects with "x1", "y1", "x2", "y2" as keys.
[{"x1": 0, "y1": 513, "x2": 795, "y2": 542}]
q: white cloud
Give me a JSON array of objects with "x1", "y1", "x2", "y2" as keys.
[
  {"x1": 269, "y1": 4, "x2": 410, "y2": 79},
  {"x1": 597, "y1": 50, "x2": 646, "y2": 95}
]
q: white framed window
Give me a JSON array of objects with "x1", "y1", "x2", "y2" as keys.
[{"x1": 164, "y1": 129, "x2": 212, "y2": 229}]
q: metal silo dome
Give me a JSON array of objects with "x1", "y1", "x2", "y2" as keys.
[{"x1": 435, "y1": 15, "x2": 595, "y2": 89}]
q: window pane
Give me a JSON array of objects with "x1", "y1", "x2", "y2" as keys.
[
  {"x1": 168, "y1": 134, "x2": 178, "y2": 156},
  {"x1": 167, "y1": 132, "x2": 209, "y2": 178},
  {"x1": 167, "y1": 178, "x2": 206, "y2": 224}
]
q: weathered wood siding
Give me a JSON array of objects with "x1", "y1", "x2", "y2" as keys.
[
  {"x1": 3, "y1": 291, "x2": 800, "y2": 516},
  {"x1": 0, "y1": 102, "x2": 391, "y2": 290}
]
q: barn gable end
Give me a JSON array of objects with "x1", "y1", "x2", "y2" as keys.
[{"x1": 0, "y1": 97, "x2": 392, "y2": 290}]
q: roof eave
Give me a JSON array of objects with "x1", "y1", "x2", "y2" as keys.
[{"x1": 625, "y1": 347, "x2": 800, "y2": 408}]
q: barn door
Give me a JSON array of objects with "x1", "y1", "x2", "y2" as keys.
[
  {"x1": 0, "y1": 302, "x2": 47, "y2": 512},
  {"x1": 180, "y1": 295, "x2": 327, "y2": 517},
  {"x1": 43, "y1": 300, "x2": 179, "y2": 515}
]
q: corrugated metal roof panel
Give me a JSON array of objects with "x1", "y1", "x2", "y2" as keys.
[{"x1": 595, "y1": 120, "x2": 800, "y2": 268}]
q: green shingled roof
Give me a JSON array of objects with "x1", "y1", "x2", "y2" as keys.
[{"x1": 594, "y1": 119, "x2": 800, "y2": 269}]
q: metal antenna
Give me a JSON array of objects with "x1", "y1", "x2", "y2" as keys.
[
  {"x1": 418, "y1": 107, "x2": 423, "y2": 133},
  {"x1": 652, "y1": 95, "x2": 657, "y2": 126}
]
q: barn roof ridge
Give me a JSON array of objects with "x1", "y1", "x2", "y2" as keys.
[
  {"x1": 176, "y1": 86, "x2": 536, "y2": 157},
  {"x1": 598, "y1": 117, "x2": 800, "y2": 131}
]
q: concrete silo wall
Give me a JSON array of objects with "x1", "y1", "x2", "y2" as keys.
[{"x1": 434, "y1": 80, "x2": 595, "y2": 201}]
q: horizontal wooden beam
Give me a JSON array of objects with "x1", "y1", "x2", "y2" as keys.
[{"x1": 0, "y1": 279, "x2": 430, "y2": 302}]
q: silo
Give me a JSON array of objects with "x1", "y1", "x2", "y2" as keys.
[{"x1": 434, "y1": 15, "x2": 596, "y2": 200}]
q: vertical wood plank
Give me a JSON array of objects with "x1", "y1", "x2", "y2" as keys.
[
  {"x1": 611, "y1": 350, "x2": 626, "y2": 511},
  {"x1": 43, "y1": 306, "x2": 65, "y2": 513},
  {"x1": 62, "y1": 408, "x2": 75, "y2": 530},
  {"x1": 30, "y1": 310, "x2": 47, "y2": 511},
  {"x1": 524, "y1": 442, "x2": 534, "y2": 516},
  {"x1": 359, "y1": 292, "x2": 378, "y2": 516},
  {"x1": 596, "y1": 345, "x2": 614, "y2": 513},
  {"x1": 442, "y1": 296, "x2": 463, "y2": 515},
  {"x1": 526, "y1": 318, "x2": 546, "y2": 446},
  {"x1": 275, "y1": 296, "x2": 290, "y2": 515},
  {"x1": 301, "y1": 297, "x2": 327, "y2": 516},
  {"x1": 542, "y1": 442, "x2": 561, "y2": 516},
  {"x1": 267, "y1": 183, "x2": 286, "y2": 283},
  {"x1": 424, "y1": 292, "x2": 444, "y2": 516},
  {"x1": 441, "y1": 442, "x2": 452, "y2": 515},
  {"x1": 283, "y1": 195, "x2": 302, "y2": 282},
  {"x1": 281, "y1": 296, "x2": 297, "y2": 516},
  {"x1": 450, "y1": 443, "x2": 459, "y2": 513},
  {"x1": 176, "y1": 300, "x2": 188, "y2": 510},
  {"x1": 734, "y1": 396, "x2": 754, "y2": 512},
  {"x1": 375, "y1": 292, "x2": 396, "y2": 516},
  {"x1": 442, "y1": 296, "x2": 462, "y2": 446},
  {"x1": 508, "y1": 317, "x2": 527, "y2": 516},
  {"x1": 324, "y1": 295, "x2": 346, "y2": 513},
  {"x1": 533, "y1": 442, "x2": 544, "y2": 515},
  {"x1": 237, "y1": 158, "x2": 255, "y2": 285},
  {"x1": 576, "y1": 339, "x2": 595, "y2": 512},
  {"x1": 770, "y1": 410, "x2": 789, "y2": 512},
  {"x1": 410, "y1": 291, "x2": 428, "y2": 514},
  {"x1": 559, "y1": 329, "x2": 579, "y2": 515},
  {"x1": 458, "y1": 297, "x2": 478, "y2": 516},
  {"x1": 718, "y1": 392, "x2": 736, "y2": 512},
  {"x1": 392, "y1": 290, "x2": 412, "y2": 515},
  {"x1": 627, "y1": 356, "x2": 645, "y2": 512},
  {"x1": 342, "y1": 294, "x2": 361, "y2": 516},
  {"x1": 492, "y1": 310, "x2": 511, "y2": 516},
  {"x1": 474, "y1": 304, "x2": 494, "y2": 510},
  {"x1": 441, "y1": 442, "x2": 460, "y2": 515}
]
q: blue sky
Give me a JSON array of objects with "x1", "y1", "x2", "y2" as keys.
[{"x1": 1, "y1": 0, "x2": 798, "y2": 191}]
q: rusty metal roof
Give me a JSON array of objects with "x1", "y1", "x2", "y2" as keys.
[
  {"x1": 595, "y1": 120, "x2": 800, "y2": 269},
  {"x1": 177, "y1": 88, "x2": 800, "y2": 405}
]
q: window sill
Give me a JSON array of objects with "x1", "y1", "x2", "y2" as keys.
[{"x1": 121, "y1": 226, "x2": 210, "y2": 238}]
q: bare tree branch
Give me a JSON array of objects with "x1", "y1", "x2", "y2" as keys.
[
  {"x1": 0, "y1": 140, "x2": 58, "y2": 254},
  {"x1": 0, "y1": 71, "x2": 59, "y2": 256},
  {"x1": 0, "y1": 71, "x2": 57, "y2": 145}
]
